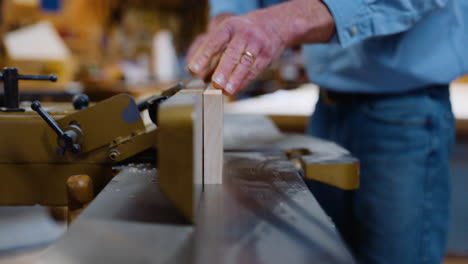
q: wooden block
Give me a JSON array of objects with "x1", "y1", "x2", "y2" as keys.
[
  {"x1": 157, "y1": 84, "x2": 223, "y2": 222},
  {"x1": 3, "y1": 21, "x2": 74, "y2": 90},
  {"x1": 203, "y1": 86, "x2": 224, "y2": 184}
]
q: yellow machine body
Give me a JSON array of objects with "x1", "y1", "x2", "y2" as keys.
[{"x1": 0, "y1": 94, "x2": 157, "y2": 206}]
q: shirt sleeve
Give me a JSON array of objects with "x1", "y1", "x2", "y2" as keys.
[
  {"x1": 209, "y1": 0, "x2": 260, "y2": 17},
  {"x1": 321, "y1": 0, "x2": 449, "y2": 47}
]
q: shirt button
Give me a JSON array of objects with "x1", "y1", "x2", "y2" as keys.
[
  {"x1": 316, "y1": 66, "x2": 324, "y2": 73},
  {"x1": 349, "y1": 26, "x2": 358, "y2": 37}
]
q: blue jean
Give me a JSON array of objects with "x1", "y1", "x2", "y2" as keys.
[{"x1": 306, "y1": 86, "x2": 455, "y2": 264}]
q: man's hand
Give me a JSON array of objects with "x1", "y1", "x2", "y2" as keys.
[
  {"x1": 187, "y1": 0, "x2": 335, "y2": 95},
  {"x1": 186, "y1": 13, "x2": 233, "y2": 73}
]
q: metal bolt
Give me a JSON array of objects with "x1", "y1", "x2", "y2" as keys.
[{"x1": 108, "y1": 149, "x2": 121, "y2": 161}]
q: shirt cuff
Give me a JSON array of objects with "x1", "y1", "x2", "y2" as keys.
[
  {"x1": 321, "y1": 0, "x2": 372, "y2": 48},
  {"x1": 321, "y1": 0, "x2": 448, "y2": 48}
]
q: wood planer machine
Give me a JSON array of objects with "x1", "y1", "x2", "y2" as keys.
[{"x1": 0, "y1": 67, "x2": 361, "y2": 263}]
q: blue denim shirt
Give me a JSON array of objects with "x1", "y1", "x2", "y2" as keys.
[{"x1": 209, "y1": 0, "x2": 468, "y2": 93}]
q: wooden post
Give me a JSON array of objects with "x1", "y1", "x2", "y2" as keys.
[{"x1": 67, "y1": 174, "x2": 94, "y2": 224}]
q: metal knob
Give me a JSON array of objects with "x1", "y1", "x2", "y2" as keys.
[
  {"x1": 31, "y1": 101, "x2": 82, "y2": 155},
  {"x1": 72, "y1": 93, "x2": 90, "y2": 110}
]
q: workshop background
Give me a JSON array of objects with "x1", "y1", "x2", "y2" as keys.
[{"x1": 0, "y1": 0, "x2": 466, "y2": 263}]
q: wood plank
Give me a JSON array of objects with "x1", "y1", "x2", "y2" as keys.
[
  {"x1": 456, "y1": 119, "x2": 468, "y2": 138},
  {"x1": 203, "y1": 86, "x2": 224, "y2": 184},
  {"x1": 269, "y1": 114, "x2": 309, "y2": 133}
]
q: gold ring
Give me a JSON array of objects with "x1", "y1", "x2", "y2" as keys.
[{"x1": 242, "y1": 51, "x2": 255, "y2": 61}]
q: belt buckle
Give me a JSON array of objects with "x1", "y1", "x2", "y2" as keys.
[{"x1": 320, "y1": 90, "x2": 337, "y2": 105}]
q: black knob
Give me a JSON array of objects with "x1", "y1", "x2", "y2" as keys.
[
  {"x1": 31, "y1": 100, "x2": 81, "y2": 155},
  {"x1": 72, "y1": 93, "x2": 90, "y2": 110},
  {"x1": 0, "y1": 67, "x2": 58, "y2": 112}
]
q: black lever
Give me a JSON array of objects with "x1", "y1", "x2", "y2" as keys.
[
  {"x1": 137, "y1": 82, "x2": 184, "y2": 125},
  {"x1": 0, "y1": 67, "x2": 58, "y2": 112},
  {"x1": 31, "y1": 101, "x2": 81, "y2": 155}
]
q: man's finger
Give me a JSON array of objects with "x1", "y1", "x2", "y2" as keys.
[
  {"x1": 186, "y1": 35, "x2": 206, "y2": 65},
  {"x1": 222, "y1": 42, "x2": 262, "y2": 95},
  {"x1": 188, "y1": 23, "x2": 232, "y2": 76},
  {"x1": 202, "y1": 53, "x2": 222, "y2": 83},
  {"x1": 237, "y1": 59, "x2": 269, "y2": 94},
  {"x1": 208, "y1": 35, "x2": 248, "y2": 90}
]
